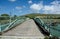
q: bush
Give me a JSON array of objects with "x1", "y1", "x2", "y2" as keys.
[{"x1": 44, "y1": 36, "x2": 59, "y2": 39}]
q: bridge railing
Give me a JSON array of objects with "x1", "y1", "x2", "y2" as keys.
[
  {"x1": 0, "y1": 17, "x2": 26, "y2": 32},
  {"x1": 1, "y1": 23, "x2": 9, "y2": 32},
  {"x1": 34, "y1": 18, "x2": 50, "y2": 31},
  {"x1": 34, "y1": 18, "x2": 60, "y2": 37}
]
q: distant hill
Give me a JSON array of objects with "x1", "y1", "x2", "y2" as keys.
[
  {"x1": 24, "y1": 13, "x2": 60, "y2": 16},
  {"x1": 23, "y1": 13, "x2": 60, "y2": 19}
]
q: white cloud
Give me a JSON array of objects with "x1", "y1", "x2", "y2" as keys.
[
  {"x1": 51, "y1": 1, "x2": 60, "y2": 14},
  {"x1": 15, "y1": 6, "x2": 26, "y2": 10},
  {"x1": 15, "y1": 6, "x2": 25, "y2": 13},
  {"x1": 30, "y1": 1, "x2": 43, "y2": 13},
  {"x1": 30, "y1": 4, "x2": 41, "y2": 10},
  {"x1": 30, "y1": 0, "x2": 60, "y2": 14},
  {"x1": 51, "y1": 0, "x2": 60, "y2": 5},
  {"x1": 23, "y1": 6, "x2": 26, "y2": 8},
  {"x1": 19, "y1": 11, "x2": 22, "y2": 12},
  {"x1": 43, "y1": 1, "x2": 60, "y2": 14},
  {"x1": 28, "y1": 0, "x2": 32, "y2": 4},
  {"x1": 43, "y1": 5, "x2": 54, "y2": 14},
  {"x1": 8, "y1": 0, "x2": 16, "y2": 2},
  {"x1": 15, "y1": 6, "x2": 22, "y2": 10},
  {"x1": 43, "y1": 6, "x2": 54, "y2": 11}
]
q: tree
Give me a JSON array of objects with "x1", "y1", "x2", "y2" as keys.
[
  {"x1": 13, "y1": 15, "x2": 17, "y2": 19},
  {"x1": 1, "y1": 14, "x2": 9, "y2": 16},
  {"x1": 0, "y1": 14, "x2": 10, "y2": 20}
]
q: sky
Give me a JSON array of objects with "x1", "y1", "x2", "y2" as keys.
[{"x1": 0, "y1": 0, "x2": 60, "y2": 16}]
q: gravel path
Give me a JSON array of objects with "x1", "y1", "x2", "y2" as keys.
[{"x1": 2, "y1": 19, "x2": 45, "y2": 37}]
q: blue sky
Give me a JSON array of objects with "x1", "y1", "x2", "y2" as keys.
[{"x1": 0, "y1": 0, "x2": 60, "y2": 16}]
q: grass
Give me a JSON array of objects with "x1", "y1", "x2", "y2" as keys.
[
  {"x1": 0, "y1": 19, "x2": 15, "y2": 25},
  {"x1": 40, "y1": 19, "x2": 60, "y2": 24},
  {"x1": 0, "y1": 20, "x2": 9, "y2": 24}
]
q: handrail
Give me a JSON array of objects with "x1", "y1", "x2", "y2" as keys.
[
  {"x1": 0, "y1": 17, "x2": 26, "y2": 32},
  {"x1": 3, "y1": 19, "x2": 17, "y2": 31},
  {"x1": 2, "y1": 18, "x2": 26, "y2": 32},
  {"x1": 34, "y1": 18, "x2": 60, "y2": 32},
  {"x1": 34, "y1": 18, "x2": 60, "y2": 37}
]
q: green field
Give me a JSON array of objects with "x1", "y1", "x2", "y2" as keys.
[
  {"x1": 0, "y1": 13, "x2": 60, "y2": 25},
  {"x1": 0, "y1": 20, "x2": 9, "y2": 24},
  {"x1": 0, "y1": 19, "x2": 15, "y2": 25},
  {"x1": 41, "y1": 19, "x2": 60, "y2": 23},
  {"x1": 24, "y1": 13, "x2": 60, "y2": 24}
]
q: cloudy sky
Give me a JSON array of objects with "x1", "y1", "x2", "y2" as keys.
[{"x1": 0, "y1": 0, "x2": 60, "y2": 15}]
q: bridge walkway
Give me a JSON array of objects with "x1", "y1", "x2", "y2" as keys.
[{"x1": 2, "y1": 19, "x2": 45, "y2": 37}]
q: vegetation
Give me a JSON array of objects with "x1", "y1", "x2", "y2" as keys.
[
  {"x1": 0, "y1": 13, "x2": 60, "y2": 24},
  {"x1": 0, "y1": 14, "x2": 10, "y2": 20},
  {"x1": 44, "y1": 36, "x2": 59, "y2": 39},
  {"x1": 23, "y1": 13, "x2": 60, "y2": 25},
  {"x1": 0, "y1": 14, "x2": 17, "y2": 24},
  {"x1": 1, "y1": 13, "x2": 60, "y2": 19},
  {"x1": 1, "y1": 14, "x2": 10, "y2": 16},
  {"x1": 24, "y1": 13, "x2": 60, "y2": 19}
]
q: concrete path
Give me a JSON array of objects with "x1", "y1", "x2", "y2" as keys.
[
  {"x1": 2, "y1": 19, "x2": 45, "y2": 37},
  {"x1": 0, "y1": 37, "x2": 44, "y2": 39}
]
